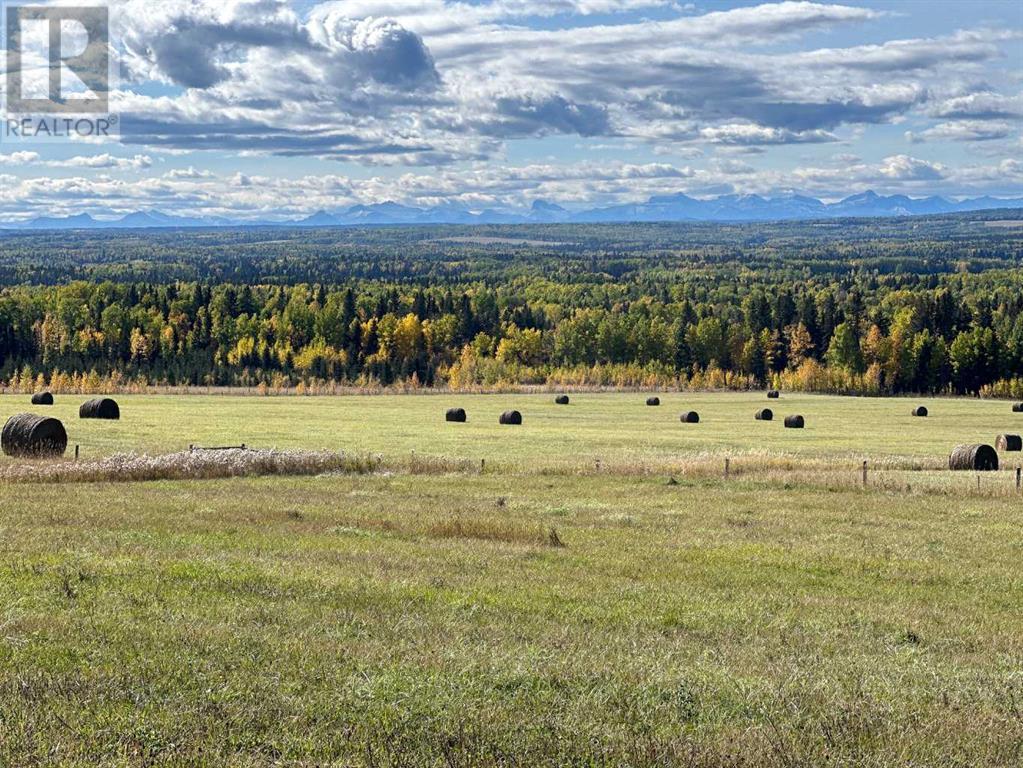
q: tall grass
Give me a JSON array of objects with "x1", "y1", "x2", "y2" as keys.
[
  {"x1": 0, "y1": 448, "x2": 359, "y2": 484},
  {"x1": 2, "y1": 446, "x2": 1019, "y2": 498}
]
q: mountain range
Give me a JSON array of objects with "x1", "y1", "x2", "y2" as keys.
[{"x1": 3, "y1": 191, "x2": 1021, "y2": 230}]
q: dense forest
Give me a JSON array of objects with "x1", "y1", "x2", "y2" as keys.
[{"x1": 0, "y1": 212, "x2": 1021, "y2": 396}]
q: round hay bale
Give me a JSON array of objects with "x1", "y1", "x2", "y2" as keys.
[
  {"x1": 646, "y1": 397, "x2": 660, "y2": 406},
  {"x1": 79, "y1": 397, "x2": 119, "y2": 420},
  {"x1": 31, "y1": 391, "x2": 54, "y2": 406},
  {"x1": 755, "y1": 408, "x2": 773, "y2": 421},
  {"x1": 2, "y1": 414, "x2": 68, "y2": 457},
  {"x1": 499, "y1": 410, "x2": 522, "y2": 426},
  {"x1": 1013, "y1": 403, "x2": 1023, "y2": 413},
  {"x1": 996, "y1": 434, "x2": 1022, "y2": 452},
  {"x1": 680, "y1": 411, "x2": 700, "y2": 424},
  {"x1": 912, "y1": 406, "x2": 928, "y2": 417},
  {"x1": 555, "y1": 395, "x2": 570, "y2": 405},
  {"x1": 445, "y1": 407, "x2": 467, "y2": 423},
  {"x1": 767, "y1": 390, "x2": 780, "y2": 399},
  {"x1": 784, "y1": 415, "x2": 805, "y2": 429},
  {"x1": 949, "y1": 444, "x2": 998, "y2": 471}
]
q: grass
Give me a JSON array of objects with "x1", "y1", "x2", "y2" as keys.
[
  {"x1": 0, "y1": 393, "x2": 1021, "y2": 765},
  {"x1": 3, "y1": 391, "x2": 1021, "y2": 467},
  {"x1": 0, "y1": 448, "x2": 363, "y2": 484}
]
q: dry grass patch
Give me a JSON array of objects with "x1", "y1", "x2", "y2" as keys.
[
  {"x1": 5, "y1": 445, "x2": 1021, "y2": 500},
  {"x1": 0, "y1": 449, "x2": 483, "y2": 485},
  {"x1": 0, "y1": 448, "x2": 363, "y2": 484}
]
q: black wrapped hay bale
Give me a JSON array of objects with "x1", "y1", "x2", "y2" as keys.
[
  {"x1": 680, "y1": 411, "x2": 700, "y2": 424},
  {"x1": 784, "y1": 415, "x2": 805, "y2": 429},
  {"x1": 912, "y1": 406, "x2": 928, "y2": 417},
  {"x1": 1013, "y1": 403, "x2": 1023, "y2": 413},
  {"x1": 31, "y1": 392, "x2": 54, "y2": 406},
  {"x1": 949, "y1": 444, "x2": 998, "y2": 471},
  {"x1": 499, "y1": 410, "x2": 522, "y2": 425},
  {"x1": 996, "y1": 434, "x2": 1022, "y2": 452},
  {"x1": 555, "y1": 395, "x2": 570, "y2": 405},
  {"x1": 80, "y1": 397, "x2": 120, "y2": 420},
  {"x1": 646, "y1": 397, "x2": 660, "y2": 406},
  {"x1": 2, "y1": 414, "x2": 68, "y2": 457},
  {"x1": 767, "y1": 390, "x2": 780, "y2": 399},
  {"x1": 445, "y1": 407, "x2": 467, "y2": 423},
  {"x1": 755, "y1": 408, "x2": 773, "y2": 421}
]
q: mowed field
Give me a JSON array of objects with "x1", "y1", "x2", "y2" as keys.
[
  {"x1": 1, "y1": 393, "x2": 1022, "y2": 766},
  {"x1": 2, "y1": 391, "x2": 1023, "y2": 468}
]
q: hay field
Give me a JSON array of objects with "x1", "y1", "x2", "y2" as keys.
[
  {"x1": 0, "y1": 392, "x2": 1021, "y2": 765},
  {"x1": 1, "y1": 391, "x2": 1021, "y2": 469}
]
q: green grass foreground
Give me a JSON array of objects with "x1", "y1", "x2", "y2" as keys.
[{"x1": 0, "y1": 393, "x2": 1021, "y2": 765}]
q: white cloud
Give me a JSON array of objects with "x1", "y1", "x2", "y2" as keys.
[
  {"x1": 97, "y1": 0, "x2": 930, "y2": 161},
  {"x1": 907, "y1": 120, "x2": 1015, "y2": 143},
  {"x1": 878, "y1": 154, "x2": 945, "y2": 181},
  {"x1": 0, "y1": 0, "x2": 1018, "y2": 210},
  {"x1": 698, "y1": 124, "x2": 837, "y2": 145},
  {"x1": 4, "y1": 152, "x2": 1021, "y2": 224},
  {"x1": 47, "y1": 154, "x2": 154, "y2": 170},
  {"x1": 0, "y1": 151, "x2": 41, "y2": 165},
  {"x1": 163, "y1": 166, "x2": 215, "y2": 179},
  {"x1": 929, "y1": 91, "x2": 1023, "y2": 119}
]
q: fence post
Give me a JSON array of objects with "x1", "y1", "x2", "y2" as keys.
[
  {"x1": 481, "y1": 458, "x2": 485, "y2": 474},
  {"x1": 1016, "y1": 467, "x2": 1021, "y2": 492},
  {"x1": 862, "y1": 460, "x2": 868, "y2": 487},
  {"x1": 74, "y1": 445, "x2": 79, "y2": 461},
  {"x1": 724, "y1": 457, "x2": 730, "y2": 480}
]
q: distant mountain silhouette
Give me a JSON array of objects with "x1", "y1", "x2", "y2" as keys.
[
  {"x1": 5, "y1": 192, "x2": 1021, "y2": 230},
  {"x1": 21, "y1": 213, "x2": 103, "y2": 229}
]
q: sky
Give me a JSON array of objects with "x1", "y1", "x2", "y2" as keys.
[{"x1": 0, "y1": 0, "x2": 1021, "y2": 221}]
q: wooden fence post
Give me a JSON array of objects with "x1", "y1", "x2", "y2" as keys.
[
  {"x1": 862, "y1": 460, "x2": 868, "y2": 487},
  {"x1": 1016, "y1": 467, "x2": 1021, "y2": 492},
  {"x1": 74, "y1": 445, "x2": 79, "y2": 461},
  {"x1": 724, "y1": 457, "x2": 730, "y2": 480}
]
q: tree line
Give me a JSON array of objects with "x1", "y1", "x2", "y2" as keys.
[{"x1": 1, "y1": 270, "x2": 1021, "y2": 396}]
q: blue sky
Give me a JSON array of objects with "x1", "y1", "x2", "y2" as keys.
[{"x1": 0, "y1": 0, "x2": 1020, "y2": 220}]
